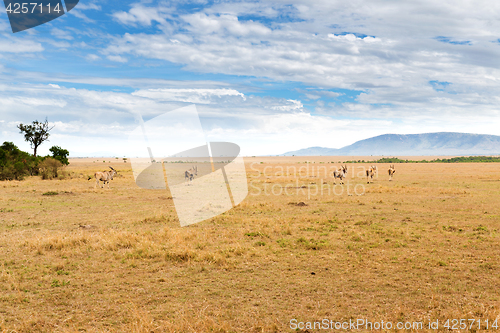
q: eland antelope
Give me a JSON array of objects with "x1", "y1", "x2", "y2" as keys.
[
  {"x1": 332, "y1": 165, "x2": 348, "y2": 184},
  {"x1": 388, "y1": 164, "x2": 396, "y2": 181},
  {"x1": 185, "y1": 166, "x2": 198, "y2": 183},
  {"x1": 94, "y1": 167, "x2": 117, "y2": 189},
  {"x1": 366, "y1": 165, "x2": 377, "y2": 184}
]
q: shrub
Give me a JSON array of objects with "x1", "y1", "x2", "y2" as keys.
[
  {"x1": 38, "y1": 157, "x2": 63, "y2": 180},
  {"x1": 0, "y1": 142, "x2": 39, "y2": 180}
]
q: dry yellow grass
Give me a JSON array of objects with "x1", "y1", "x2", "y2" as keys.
[{"x1": 1, "y1": 157, "x2": 500, "y2": 332}]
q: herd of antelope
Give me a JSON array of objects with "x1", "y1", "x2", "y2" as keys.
[
  {"x1": 331, "y1": 164, "x2": 396, "y2": 184},
  {"x1": 91, "y1": 164, "x2": 396, "y2": 189},
  {"x1": 91, "y1": 165, "x2": 199, "y2": 189}
]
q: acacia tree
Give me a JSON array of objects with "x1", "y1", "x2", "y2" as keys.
[{"x1": 17, "y1": 118, "x2": 54, "y2": 157}]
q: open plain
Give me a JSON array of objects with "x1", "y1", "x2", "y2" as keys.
[{"x1": 1, "y1": 157, "x2": 500, "y2": 332}]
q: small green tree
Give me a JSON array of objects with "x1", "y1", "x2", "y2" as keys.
[
  {"x1": 17, "y1": 118, "x2": 54, "y2": 157},
  {"x1": 49, "y1": 146, "x2": 69, "y2": 165}
]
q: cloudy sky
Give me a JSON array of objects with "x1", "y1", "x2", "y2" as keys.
[{"x1": 1, "y1": 0, "x2": 499, "y2": 156}]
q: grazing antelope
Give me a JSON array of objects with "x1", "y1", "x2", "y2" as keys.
[
  {"x1": 388, "y1": 164, "x2": 396, "y2": 181},
  {"x1": 332, "y1": 165, "x2": 348, "y2": 184},
  {"x1": 94, "y1": 167, "x2": 117, "y2": 189},
  {"x1": 366, "y1": 165, "x2": 377, "y2": 184},
  {"x1": 184, "y1": 166, "x2": 198, "y2": 183}
]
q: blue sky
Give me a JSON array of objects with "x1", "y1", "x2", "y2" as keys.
[{"x1": 1, "y1": 0, "x2": 500, "y2": 156}]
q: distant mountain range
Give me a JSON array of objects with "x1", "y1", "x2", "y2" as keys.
[{"x1": 281, "y1": 132, "x2": 500, "y2": 156}]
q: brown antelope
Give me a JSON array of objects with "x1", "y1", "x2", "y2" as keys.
[
  {"x1": 388, "y1": 164, "x2": 396, "y2": 181},
  {"x1": 366, "y1": 165, "x2": 377, "y2": 184},
  {"x1": 94, "y1": 167, "x2": 117, "y2": 189},
  {"x1": 332, "y1": 165, "x2": 347, "y2": 184},
  {"x1": 185, "y1": 166, "x2": 198, "y2": 183}
]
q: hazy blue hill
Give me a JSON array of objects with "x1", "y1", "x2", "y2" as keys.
[
  {"x1": 280, "y1": 146, "x2": 339, "y2": 156},
  {"x1": 281, "y1": 132, "x2": 500, "y2": 156}
]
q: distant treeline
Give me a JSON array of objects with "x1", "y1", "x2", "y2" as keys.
[
  {"x1": 344, "y1": 156, "x2": 500, "y2": 164},
  {"x1": 0, "y1": 142, "x2": 69, "y2": 180}
]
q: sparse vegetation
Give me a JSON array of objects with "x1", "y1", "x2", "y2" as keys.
[
  {"x1": 345, "y1": 156, "x2": 500, "y2": 163},
  {"x1": 42, "y1": 191, "x2": 58, "y2": 196},
  {"x1": 0, "y1": 141, "x2": 70, "y2": 181}
]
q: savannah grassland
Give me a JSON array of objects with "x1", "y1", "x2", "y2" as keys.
[{"x1": 1, "y1": 157, "x2": 500, "y2": 332}]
